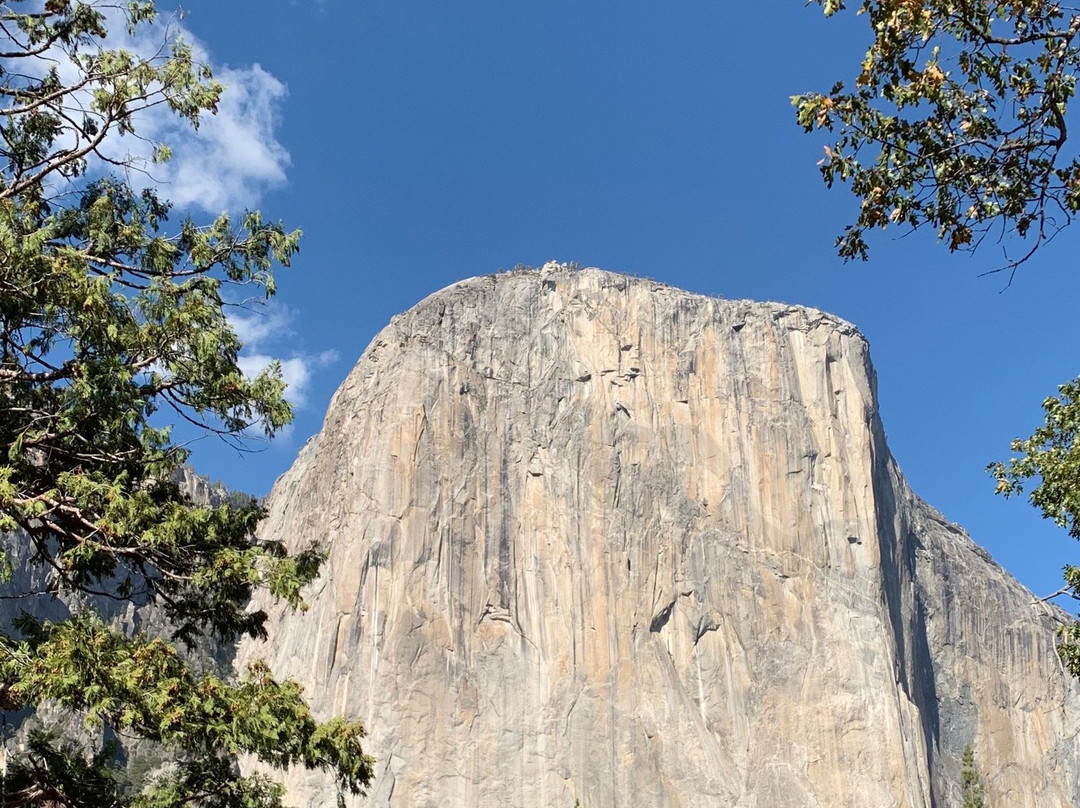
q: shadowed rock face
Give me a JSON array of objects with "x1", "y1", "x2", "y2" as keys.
[{"x1": 239, "y1": 267, "x2": 1080, "y2": 808}]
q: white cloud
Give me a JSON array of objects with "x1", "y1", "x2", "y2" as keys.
[
  {"x1": 129, "y1": 62, "x2": 290, "y2": 212},
  {"x1": 230, "y1": 304, "x2": 339, "y2": 409},
  {"x1": 16, "y1": 5, "x2": 292, "y2": 213},
  {"x1": 238, "y1": 350, "x2": 339, "y2": 409},
  {"x1": 229, "y1": 305, "x2": 295, "y2": 348}
]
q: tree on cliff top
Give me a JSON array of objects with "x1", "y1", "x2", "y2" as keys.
[
  {"x1": 0, "y1": 2, "x2": 372, "y2": 805},
  {"x1": 796, "y1": 0, "x2": 1080, "y2": 276}
]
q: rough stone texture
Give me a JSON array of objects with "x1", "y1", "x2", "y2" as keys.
[{"x1": 238, "y1": 266, "x2": 1080, "y2": 807}]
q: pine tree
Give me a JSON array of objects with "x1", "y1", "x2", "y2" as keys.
[
  {"x1": 960, "y1": 745, "x2": 987, "y2": 808},
  {"x1": 0, "y1": 2, "x2": 373, "y2": 805}
]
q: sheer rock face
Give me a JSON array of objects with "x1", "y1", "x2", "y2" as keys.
[{"x1": 239, "y1": 267, "x2": 1080, "y2": 807}]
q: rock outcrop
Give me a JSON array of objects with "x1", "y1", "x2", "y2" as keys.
[{"x1": 239, "y1": 266, "x2": 1080, "y2": 807}]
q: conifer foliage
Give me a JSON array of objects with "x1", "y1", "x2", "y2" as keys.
[
  {"x1": 0, "y1": 1, "x2": 372, "y2": 805},
  {"x1": 960, "y1": 745, "x2": 987, "y2": 808}
]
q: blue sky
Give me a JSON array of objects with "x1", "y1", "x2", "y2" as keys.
[{"x1": 151, "y1": 2, "x2": 1080, "y2": 606}]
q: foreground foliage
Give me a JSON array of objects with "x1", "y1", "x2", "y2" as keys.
[
  {"x1": 991, "y1": 379, "x2": 1080, "y2": 677},
  {"x1": 800, "y1": 0, "x2": 1080, "y2": 272},
  {"x1": 0, "y1": 1, "x2": 372, "y2": 805},
  {"x1": 804, "y1": 0, "x2": 1080, "y2": 697}
]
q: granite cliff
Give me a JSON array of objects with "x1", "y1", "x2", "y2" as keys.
[{"x1": 239, "y1": 265, "x2": 1080, "y2": 807}]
